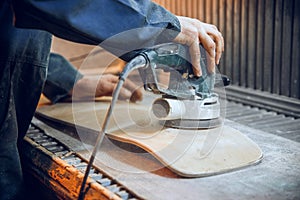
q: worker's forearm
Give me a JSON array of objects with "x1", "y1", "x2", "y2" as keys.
[
  {"x1": 12, "y1": 0, "x2": 180, "y2": 60},
  {"x1": 43, "y1": 53, "x2": 83, "y2": 103}
]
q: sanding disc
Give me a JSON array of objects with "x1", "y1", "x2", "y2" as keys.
[{"x1": 163, "y1": 118, "x2": 223, "y2": 129}]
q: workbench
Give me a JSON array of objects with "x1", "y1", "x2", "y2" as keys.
[{"x1": 23, "y1": 115, "x2": 300, "y2": 200}]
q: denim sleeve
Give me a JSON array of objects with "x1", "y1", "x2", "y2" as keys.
[
  {"x1": 12, "y1": 0, "x2": 181, "y2": 61},
  {"x1": 43, "y1": 53, "x2": 83, "y2": 104}
]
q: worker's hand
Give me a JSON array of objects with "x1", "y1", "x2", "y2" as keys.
[
  {"x1": 72, "y1": 74, "x2": 143, "y2": 102},
  {"x1": 173, "y1": 16, "x2": 224, "y2": 76}
]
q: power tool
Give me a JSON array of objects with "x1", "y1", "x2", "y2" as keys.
[{"x1": 124, "y1": 42, "x2": 230, "y2": 129}]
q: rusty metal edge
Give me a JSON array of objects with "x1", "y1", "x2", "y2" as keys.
[{"x1": 21, "y1": 130, "x2": 127, "y2": 200}]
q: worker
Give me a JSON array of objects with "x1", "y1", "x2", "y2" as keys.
[
  {"x1": 44, "y1": 53, "x2": 143, "y2": 103},
  {"x1": 0, "y1": 0, "x2": 224, "y2": 199}
]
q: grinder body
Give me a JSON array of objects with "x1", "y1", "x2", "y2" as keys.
[
  {"x1": 138, "y1": 43, "x2": 215, "y2": 99},
  {"x1": 135, "y1": 43, "x2": 226, "y2": 129}
]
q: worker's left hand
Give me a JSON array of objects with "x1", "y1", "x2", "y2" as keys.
[
  {"x1": 71, "y1": 74, "x2": 143, "y2": 102},
  {"x1": 173, "y1": 16, "x2": 224, "y2": 77}
]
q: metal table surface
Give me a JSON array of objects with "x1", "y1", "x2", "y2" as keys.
[
  {"x1": 30, "y1": 114, "x2": 300, "y2": 200},
  {"x1": 225, "y1": 101, "x2": 300, "y2": 142}
]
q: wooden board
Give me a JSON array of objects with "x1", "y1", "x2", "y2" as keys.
[{"x1": 36, "y1": 100, "x2": 263, "y2": 177}]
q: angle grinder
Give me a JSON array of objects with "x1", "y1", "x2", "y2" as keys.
[{"x1": 134, "y1": 42, "x2": 230, "y2": 129}]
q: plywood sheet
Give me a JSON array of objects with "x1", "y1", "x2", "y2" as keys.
[{"x1": 36, "y1": 101, "x2": 263, "y2": 177}]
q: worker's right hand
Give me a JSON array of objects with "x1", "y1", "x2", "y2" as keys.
[
  {"x1": 173, "y1": 16, "x2": 224, "y2": 77},
  {"x1": 71, "y1": 74, "x2": 143, "y2": 102}
]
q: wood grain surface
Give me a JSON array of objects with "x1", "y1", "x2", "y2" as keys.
[{"x1": 36, "y1": 100, "x2": 263, "y2": 177}]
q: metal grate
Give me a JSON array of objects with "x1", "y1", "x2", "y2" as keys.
[
  {"x1": 225, "y1": 100, "x2": 300, "y2": 142},
  {"x1": 25, "y1": 124, "x2": 138, "y2": 200}
]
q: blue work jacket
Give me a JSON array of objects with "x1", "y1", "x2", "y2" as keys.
[
  {"x1": 1, "y1": 0, "x2": 181, "y2": 104},
  {"x1": 11, "y1": 0, "x2": 181, "y2": 59}
]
